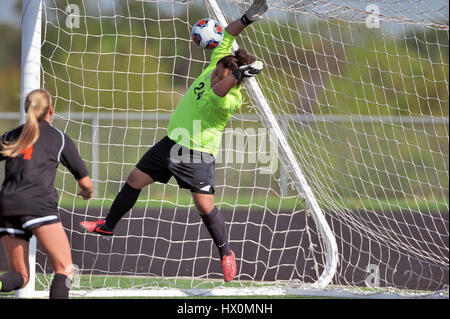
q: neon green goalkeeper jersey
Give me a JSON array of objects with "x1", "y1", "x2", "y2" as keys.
[{"x1": 167, "y1": 30, "x2": 242, "y2": 157}]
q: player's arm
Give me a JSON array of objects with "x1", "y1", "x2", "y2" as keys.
[
  {"x1": 77, "y1": 176, "x2": 94, "y2": 200},
  {"x1": 226, "y1": 0, "x2": 268, "y2": 37},
  {"x1": 212, "y1": 60, "x2": 264, "y2": 97},
  {"x1": 223, "y1": 19, "x2": 246, "y2": 38},
  {"x1": 209, "y1": 0, "x2": 268, "y2": 68},
  {"x1": 211, "y1": 0, "x2": 268, "y2": 97},
  {"x1": 60, "y1": 134, "x2": 93, "y2": 200},
  {"x1": 212, "y1": 75, "x2": 239, "y2": 98}
]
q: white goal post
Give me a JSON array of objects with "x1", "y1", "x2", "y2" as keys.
[
  {"x1": 15, "y1": 0, "x2": 42, "y2": 299},
  {"x1": 14, "y1": 0, "x2": 448, "y2": 298},
  {"x1": 206, "y1": 0, "x2": 338, "y2": 289}
]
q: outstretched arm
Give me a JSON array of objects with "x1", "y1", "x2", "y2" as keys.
[
  {"x1": 212, "y1": 0, "x2": 268, "y2": 97},
  {"x1": 225, "y1": 0, "x2": 268, "y2": 37},
  {"x1": 224, "y1": 19, "x2": 246, "y2": 37},
  {"x1": 209, "y1": 0, "x2": 268, "y2": 68}
]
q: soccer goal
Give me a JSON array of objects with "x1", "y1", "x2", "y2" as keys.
[{"x1": 17, "y1": 0, "x2": 448, "y2": 298}]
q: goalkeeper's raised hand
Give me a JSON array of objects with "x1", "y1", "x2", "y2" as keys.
[
  {"x1": 241, "y1": 0, "x2": 269, "y2": 26},
  {"x1": 232, "y1": 60, "x2": 264, "y2": 84}
]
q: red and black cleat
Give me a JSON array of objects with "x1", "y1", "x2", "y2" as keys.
[
  {"x1": 80, "y1": 219, "x2": 114, "y2": 236},
  {"x1": 222, "y1": 250, "x2": 237, "y2": 282}
]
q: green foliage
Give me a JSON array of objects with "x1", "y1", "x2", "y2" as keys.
[
  {"x1": 0, "y1": 3, "x2": 448, "y2": 203},
  {"x1": 1, "y1": 3, "x2": 447, "y2": 117},
  {"x1": 313, "y1": 25, "x2": 449, "y2": 117},
  {"x1": 0, "y1": 24, "x2": 21, "y2": 112},
  {"x1": 39, "y1": 1, "x2": 211, "y2": 113}
]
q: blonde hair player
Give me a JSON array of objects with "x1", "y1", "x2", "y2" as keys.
[
  {"x1": 81, "y1": 0, "x2": 268, "y2": 282},
  {"x1": 0, "y1": 89, "x2": 93, "y2": 299}
]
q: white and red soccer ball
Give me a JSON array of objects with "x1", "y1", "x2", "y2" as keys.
[{"x1": 191, "y1": 18, "x2": 224, "y2": 49}]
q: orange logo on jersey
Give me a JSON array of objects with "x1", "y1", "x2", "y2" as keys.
[{"x1": 20, "y1": 144, "x2": 34, "y2": 160}]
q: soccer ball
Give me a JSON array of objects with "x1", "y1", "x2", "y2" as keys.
[{"x1": 191, "y1": 18, "x2": 224, "y2": 49}]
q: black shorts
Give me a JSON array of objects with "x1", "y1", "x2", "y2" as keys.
[
  {"x1": 0, "y1": 215, "x2": 60, "y2": 241},
  {"x1": 136, "y1": 136, "x2": 215, "y2": 194}
]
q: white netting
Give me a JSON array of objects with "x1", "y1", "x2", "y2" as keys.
[{"x1": 34, "y1": 0, "x2": 448, "y2": 296}]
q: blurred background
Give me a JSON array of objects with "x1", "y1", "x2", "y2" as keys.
[
  {"x1": 1, "y1": 0, "x2": 448, "y2": 202},
  {"x1": 0, "y1": 0, "x2": 21, "y2": 113},
  {"x1": 0, "y1": 0, "x2": 448, "y2": 293}
]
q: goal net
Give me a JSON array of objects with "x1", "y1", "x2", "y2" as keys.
[{"x1": 28, "y1": 0, "x2": 448, "y2": 297}]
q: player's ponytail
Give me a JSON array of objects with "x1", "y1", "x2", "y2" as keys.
[
  {"x1": 217, "y1": 48, "x2": 257, "y2": 82},
  {"x1": 217, "y1": 49, "x2": 257, "y2": 71},
  {"x1": 1, "y1": 89, "x2": 52, "y2": 158},
  {"x1": 233, "y1": 48, "x2": 256, "y2": 67}
]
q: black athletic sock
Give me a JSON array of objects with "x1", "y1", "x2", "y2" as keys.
[
  {"x1": 50, "y1": 273, "x2": 70, "y2": 299},
  {"x1": 105, "y1": 182, "x2": 141, "y2": 229},
  {"x1": 200, "y1": 207, "x2": 231, "y2": 260},
  {"x1": 0, "y1": 272, "x2": 24, "y2": 292}
]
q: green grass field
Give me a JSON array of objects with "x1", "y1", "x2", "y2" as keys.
[
  {"x1": 2, "y1": 272, "x2": 446, "y2": 299},
  {"x1": 0, "y1": 272, "x2": 320, "y2": 299}
]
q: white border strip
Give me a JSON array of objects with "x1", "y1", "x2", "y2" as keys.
[
  {"x1": 0, "y1": 227, "x2": 26, "y2": 235},
  {"x1": 23, "y1": 287, "x2": 448, "y2": 299}
]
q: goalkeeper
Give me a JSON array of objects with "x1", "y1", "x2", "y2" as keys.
[{"x1": 81, "y1": 0, "x2": 268, "y2": 282}]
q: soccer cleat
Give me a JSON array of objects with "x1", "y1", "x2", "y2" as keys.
[
  {"x1": 80, "y1": 219, "x2": 114, "y2": 236},
  {"x1": 221, "y1": 250, "x2": 237, "y2": 282}
]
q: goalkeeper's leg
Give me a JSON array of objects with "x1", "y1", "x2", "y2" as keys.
[
  {"x1": 193, "y1": 193, "x2": 237, "y2": 282},
  {"x1": 105, "y1": 168, "x2": 153, "y2": 229},
  {"x1": 81, "y1": 168, "x2": 153, "y2": 235},
  {"x1": 81, "y1": 136, "x2": 175, "y2": 236}
]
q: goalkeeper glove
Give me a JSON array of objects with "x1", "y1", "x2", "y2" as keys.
[
  {"x1": 232, "y1": 60, "x2": 264, "y2": 84},
  {"x1": 241, "y1": 0, "x2": 269, "y2": 26}
]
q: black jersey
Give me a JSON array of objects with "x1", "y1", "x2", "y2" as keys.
[{"x1": 0, "y1": 121, "x2": 89, "y2": 217}]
